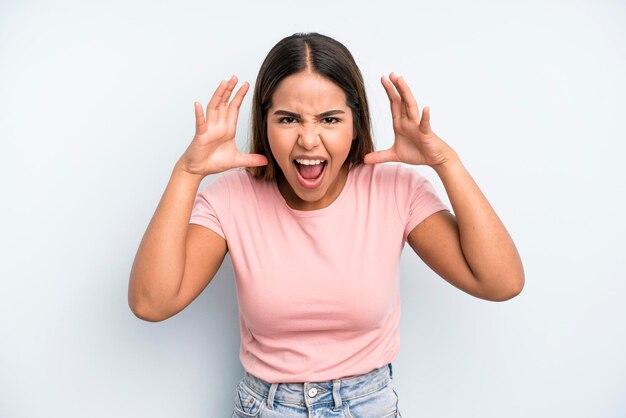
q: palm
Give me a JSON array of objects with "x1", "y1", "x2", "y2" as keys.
[
  {"x1": 180, "y1": 75, "x2": 268, "y2": 176},
  {"x1": 193, "y1": 111, "x2": 245, "y2": 173},
  {"x1": 388, "y1": 116, "x2": 441, "y2": 166},
  {"x1": 364, "y1": 72, "x2": 453, "y2": 167},
  {"x1": 194, "y1": 134, "x2": 242, "y2": 173}
]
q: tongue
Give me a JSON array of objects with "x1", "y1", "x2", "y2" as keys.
[{"x1": 299, "y1": 162, "x2": 324, "y2": 179}]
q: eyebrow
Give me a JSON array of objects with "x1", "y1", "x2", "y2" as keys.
[{"x1": 272, "y1": 109, "x2": 346, "y2": 118}]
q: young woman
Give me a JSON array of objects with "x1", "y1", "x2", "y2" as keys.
[{"x1": 128, "y1": 32, "x2": 525, "y2": 418}]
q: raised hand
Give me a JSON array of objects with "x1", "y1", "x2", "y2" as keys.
[
  {"x1": 363, "y1": 72, "x2": 456, "y2": 167},
  {"x1": 178, "y1": 75, "x2": 268, "y2": 176}
]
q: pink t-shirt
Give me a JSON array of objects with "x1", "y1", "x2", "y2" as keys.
[{"x1": 189, "y1": 162, "x2": 450, "y2": 383}]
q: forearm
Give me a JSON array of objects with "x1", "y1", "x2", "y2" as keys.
[
  {"x1": 432, "y1": 152, "x2": 525, "y2": 298},
  {"x1": 128, "y1": 158, "x2": 205, "y2": 318}
]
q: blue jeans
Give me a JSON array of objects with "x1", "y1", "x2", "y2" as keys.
[{"x1": 232, "y1": 363, "x2": 402, "y2": 417}]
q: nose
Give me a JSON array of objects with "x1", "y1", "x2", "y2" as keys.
[{"x1": 297, "y1": 123, "x2": 321, "y2": 149}]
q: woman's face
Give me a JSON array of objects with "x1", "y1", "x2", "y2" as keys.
[{"x1": 267, "y1": 70, "x2": 355, "y2": 210}]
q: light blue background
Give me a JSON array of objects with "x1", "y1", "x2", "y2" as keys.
[{"x1": 1, "y1": 0, "x2": 625, "y2": 417}]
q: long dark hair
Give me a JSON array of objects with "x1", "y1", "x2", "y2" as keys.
[{"x1": 245, "y1": 32, "x2": 375, "y2": 181}]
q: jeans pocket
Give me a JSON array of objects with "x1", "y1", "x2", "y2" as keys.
[
  {"x1": 344, "y1": 383, "x2": 399, "y2": 418},
  {"x1": 232, "y1": 382, "x2": 265, "y2": 417},
  {"x1": 390, "y1": 385, "x2": 402, "y2": 417},
  {"x1": 389, "y1": 378, "x2": 403, "y2": 418}
]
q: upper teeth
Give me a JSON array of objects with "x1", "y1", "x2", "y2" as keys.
[{"x1": 296, "y1": 159, "x2": 325, "y2": 165}]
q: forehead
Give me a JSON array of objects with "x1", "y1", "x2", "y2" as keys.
[{"x1": 270, "y1": 71, "x2": 348, "y2": 111}]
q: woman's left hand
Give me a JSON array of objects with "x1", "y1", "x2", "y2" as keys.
[{"x1": 364, "y1": 72, "x2": 456, "y2": 167}]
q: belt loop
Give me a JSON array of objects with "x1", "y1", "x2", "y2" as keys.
[
  {"x1": 388, "y1": 363, "x2": 394, "y2": 379},
  {"x1": 332, "y1": 379, "x2": 342, "y2": 409},
  {"x1": 267, "y1": 383, "x2": 278, "y2": 410}
]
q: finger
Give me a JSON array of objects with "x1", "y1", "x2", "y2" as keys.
[
  {"x1": 218, "y1": 75, "x2": 238, "y2": 121},
  {"x1": 420, "y1": 107, "x2": 432, "y2": 133},
  {"x1": 381, "y1": 75, "x2": 402, "y2": 121},
  {"x1": 363, "y1": 148, "x2": 398, "y2": 164},
  {"x1": 194, "y1": 101, "x2": 206, "y2": 131},
  {"x1": 390, "y1": 73, "x2": 420, "y2": 121},
  {"x1": 388, "y1": 73, "x2": 407, "y2": 119},
  {"x1": 207, "y1": 79, "x2": 227, "y2": 121},
  {"x1": 221, "y1": 75, "x2": 238, "y2": 106},
  {"x1": 226, "y1": 81, "x2": 250, "y2": 126},
  {"x1": 235, "y1": 152, "x2": 269, "y2": 168},
  {"x1": 398, "y1": 76, "x2": 420, "y2": 121}
]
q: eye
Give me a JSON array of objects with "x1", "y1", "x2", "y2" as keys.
[
  {"x1": 322, "y1": 117, "x2": 340, "y2": 124},
  {"x1": 278, "y1": 116, "x2": 297, "y2": 124}
]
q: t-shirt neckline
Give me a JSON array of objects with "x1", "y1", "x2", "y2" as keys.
[{"x1": 272, "y1": 163, "x2": 358, "y2": 217}]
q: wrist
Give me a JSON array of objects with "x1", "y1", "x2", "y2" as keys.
[
  {"x1": 173, "y1": 159, "x2": 205, "y2": 182},
  {"x1": 431, "y1": 150, "x2": 462, "y2": 174}
]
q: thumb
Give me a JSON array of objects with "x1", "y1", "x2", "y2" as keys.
[
  {"x1": 363, "y1": 148, "x2": 398, "y2": 164},
  {"x1": 235, "y1": 152, "x2": 269, "y2": 168},
  {"x1": 419, "y1": 107, "x2": 432, "y2": 133}
]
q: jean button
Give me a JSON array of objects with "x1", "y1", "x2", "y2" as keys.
[{"x1": 308, "y1": 387, "x2": 318, "y2": 397}]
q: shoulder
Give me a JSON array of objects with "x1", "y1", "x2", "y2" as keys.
[
  {"x1": 204, "y1": 168, "x2": 257, "y2": 190},
  {"x1": 392, "y1": 164, "x2": 433, "y2": 194},
  {"x1": 349, "y1": 162, "x2": 403, "y2": 183},
  {"x1": 196, "y1": 169, "x2": 248, "y2": 203},
  {"x1": 393, "y1": 163, "x2": 428, "y2": 181},
  {"x1": 210, "y1": 168, "x2": 277, "y2": 205},
  {"x1": 352, "y1": 162, "x2": 427, "y2": 187},
  {"x1": 220, "y1": 167, "x2": 248, "y2": 186}
]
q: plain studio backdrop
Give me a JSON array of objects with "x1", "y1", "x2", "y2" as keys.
[{"x1": 1, "y1": 0, "x2": 625, "y2": 417}]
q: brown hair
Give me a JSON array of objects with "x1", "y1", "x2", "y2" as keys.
[{"x1": 245, "y1": 32, "x2": 375, "y2": 181}]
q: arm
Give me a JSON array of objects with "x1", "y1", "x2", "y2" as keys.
[
  {"x1": 368, "y1": 72, "x2": 524, "y2": 301},
  {"x1": 409, "y1": 151, "x2": 525, "y2": 301},
  {"x1": 128, "y1": 75, "x2": 266, "y2": 321},
  {"x1": 127, "y1": 159, "x2": 204, "y2": 320}
]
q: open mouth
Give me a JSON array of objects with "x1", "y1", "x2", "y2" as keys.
[
  {"x1": 293, "y1": 160, "x2": 327, "y2": 180},
  {"x1": 293, "y1": 160, "x2": 327, "y2": 189}
]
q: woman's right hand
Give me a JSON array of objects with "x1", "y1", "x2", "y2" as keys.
[{"x1": 177, "y1": 75, "x2": 268, "y2": 177}]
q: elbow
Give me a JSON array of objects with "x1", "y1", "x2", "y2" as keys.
[
  {"x1": 509, "y1": 266, "x2": 526, "y2": 299},
  {"x1": 491, "y1": 274, "x2": 525, "y2": 302},
  {"x1": 493, "y1": 286, "x2": 523, "y2": 302},
  {"x1": 129, "y1": 303, "x2": 167, "y2": 322},
  {"x1": 128, "y1": 294, "x2": 168, "y2": 323},
  {"x1": 485, "y1": 260, "x2": 526, "y2": 302},
  {"x1": 128, "y1": 278, "x2": 170, "y2": 322},
  {"x1": 128, "y1": 297, "x2": 149, "y2": 321}
]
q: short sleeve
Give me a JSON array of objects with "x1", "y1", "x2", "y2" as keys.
[
  {"x1": 189, "y1": 173, "x2": 230, "y2": 240},
  {"x1": 395, "y1": 165, "x2": 450, "y2": 243}
]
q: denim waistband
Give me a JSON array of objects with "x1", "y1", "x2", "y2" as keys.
[{"x1": 240, "y1": 363, "x2": 393, "y2": 409}]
